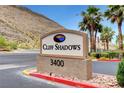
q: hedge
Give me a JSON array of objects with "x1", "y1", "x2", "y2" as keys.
[{"x1": 90, "y1": 51, "x2": 124, "y2": 59}]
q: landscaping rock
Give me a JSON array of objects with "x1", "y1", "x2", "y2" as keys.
[{"x1": 42, "y1": 72, "x2": 121, "y2": 88}]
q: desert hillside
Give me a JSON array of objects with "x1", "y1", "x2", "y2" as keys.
[{"x1": 0, "y1": 5, "x2": 64, "y2": 48}]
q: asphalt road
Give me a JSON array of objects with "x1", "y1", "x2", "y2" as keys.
[
  {"x1": 93, "y1": 61, "x2": 119, "y2": 75},
  {"x1": 0, "y1": 52, "x2": 119, "y2": 88},
  {"x1": 0, "y1": 53, "x2": 72, "y2": 88}
]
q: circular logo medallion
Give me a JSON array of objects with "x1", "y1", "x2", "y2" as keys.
[{"x1": 53, "y1": 34, "x2": 65, "y2": 43}]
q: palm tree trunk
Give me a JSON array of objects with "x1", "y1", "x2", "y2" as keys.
[
  {"x1": 118, "y1": 23, "x2": 123, "y2": 50},
  {"x1": 90, "y1": 26, "x2": 95, "y2": 52},
  {"x1": 94, "y1": 31, "x2": 97, "y2": 52},
  {"x1": 104, "y1": 42, "x2": 106, "y2": 51},
  {"x1": 91, "y1": 31, "x2": 94, "y2": 52},
  {"x1": 106, "y1": 40, "x2": 109, "y2": 50},
  {"x1": 89, "y1": 31, "x2": 92, "y2": 52},
  {"x1": 105, "y1": 41, "x2": 107, "y2": 51}
]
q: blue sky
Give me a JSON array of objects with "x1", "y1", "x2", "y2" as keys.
[{"x1": 24, "y1": 5, "x2": 124, "y2": 43}]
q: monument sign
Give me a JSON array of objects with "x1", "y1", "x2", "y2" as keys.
[{"x1": 37, "y1": 29, "x2": 92, "y2": 80}]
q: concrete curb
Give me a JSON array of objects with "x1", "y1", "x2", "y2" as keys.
[
  {"x1": 93, "y1": 59, "x2": 121, "y2": 62},
  {"x1": 30, "y1": 73, "x2": 101, "y2": 88},
  {"x1": 22, "y1": 69, "x2": 31, "y2": 76},
  {"x1": 22, "y1": 68, "x2": 101, "y2": 88}
]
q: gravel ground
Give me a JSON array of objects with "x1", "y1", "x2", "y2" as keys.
[
  {"x1": 82, "y1": 73, "x2": 121, "y2": 88},
  {"x1": 42, "y1": 72, "x2": 121, "y2": 88}
]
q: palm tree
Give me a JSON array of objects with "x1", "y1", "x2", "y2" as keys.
[
  {"x1": 100, "y1": 26, "x2": 115, "y2": 50},
  {"x1": 116, "y1": 35, "x2": 124, "y2": 48},
  {"x1": 94, "y1": 24, "x2": 103, "y2": 51},
  {"x1": 79, "y1": 6, "x2": 102, "y2": 52},
  {"x1": 104, "y1": 5, "x2": 124, "y2": 50}
]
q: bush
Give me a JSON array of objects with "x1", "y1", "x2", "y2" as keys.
[
  {"x1": 90, "y1": 52, "x2": 97, "y2": 57},
  {"x1": 90, "y1": 52, "x2": 101, "y2": 59},
  {"x1": 0, "y1": 36, "x2": 7, "y2": 47},
  {"x1": 101, "y1": 52, "x2": 109, "y2": 58},
  {"x1": 0, "y1": 35, "x2": 17, "y2": 51},
  {"x1": 99, "y1": 57, "x2": 109, "y2": 61},
  {"x1": 116, "y1": 59, "x2": 124, "y2": 87},
  {"x1": 108, "y1": 52, "x2": 119, "y2": 59},
  {"x1": 96, "y1": 53, "x2": 101, "y2": 59},
  {"x1": 9, "y1": 42, "x2": 17, "y2": 50},
  {"x1": 90, "y1": 52, "x2": 109, "y2": 59},
  {"x1": 90, "y1": 51, "x2": 123, "y2": 59}
]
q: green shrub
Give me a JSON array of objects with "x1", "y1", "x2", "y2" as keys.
[
  {"x1": 99, "y1": 57, "x2": 109, "y2": 60},
  {"x1": 90, "y1": 52, "x2": 109, "y2": 59},
  {"x1": 108, "y1": 52, "x2": 119, "y2": 59},
  {"x1": 95, "y1": 53, "x2": 101, "y2": 59},
  {"x1": 9, "y1": 42, "x2": 17, "y2": 50},
  {"x1": 0, "y1": 35, "x2": 7, "y2": 47},
  {"x1": 90, "y1": 51, "x2": 124, "y2": 59},
  {"x1": 0, "y1": 35, "x2": 17, "y2": 50},
  {"x1": 100, "y1": 52, "x2": 109, "y2": 58},
  {"x1": 90, "y1": 52, "x2": 97, "y2": 57},
  {"x1": 116, "y1": 59, "x2": 124, "y2": 87}
]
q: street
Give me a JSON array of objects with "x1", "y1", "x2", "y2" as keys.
[
  {"x1": 0, "y1": 52, "x2": 72, "y2": 88},
  {"x1": 93, "y1": 61, "x2": 119, "y2": 75},
  {"x1": 0, "y1": 52, "x2": 119, "y2": 88}
]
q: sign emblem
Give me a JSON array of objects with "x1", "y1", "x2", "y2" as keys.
[{"x1": 53, "y1": 34, "x2": 65, "y2": 43}]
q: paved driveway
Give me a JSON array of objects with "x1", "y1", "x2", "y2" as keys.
[
  {"x1": 93, "y1": 61, "x2": 119, "y2": 75},
  {"x1": 0, "y1": 52, "x2": 119, "y2": 88},
  {"x1": 0, "y1": 53, "x2": 72, "y2": 88}
]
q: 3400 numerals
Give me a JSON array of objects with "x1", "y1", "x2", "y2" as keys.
[{"x1": 50, "y1": 59, "x2": 64, "y2": 67}]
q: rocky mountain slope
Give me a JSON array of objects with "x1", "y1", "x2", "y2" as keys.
[{"x1": 0, "y1": 5, "x2": 64, "y2": 48}]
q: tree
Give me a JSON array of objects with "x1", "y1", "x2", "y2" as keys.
[
  {"x1": 79, "y1": 6, "x2": 102, "y2": 52},
  {"x1": 100, "y1": 27, "x2": 115, "y2": 50},
  {"x1": 104, "y1": 5, "x2": 124, "y2": 50},
  {"x1": 116, "y1": 35, "x2": 124, "y2": 47},
  {"x1": 94, "y1": 24, "x2": 103, "y2": 51}
]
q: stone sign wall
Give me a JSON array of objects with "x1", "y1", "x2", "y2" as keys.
[{"x1": 37, "y1": 29, "x2": 92, "y2": 80}]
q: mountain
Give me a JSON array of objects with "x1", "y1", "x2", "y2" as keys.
[{"x1": 0, "y1": 5, "x2": 64, "y2": 48}]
